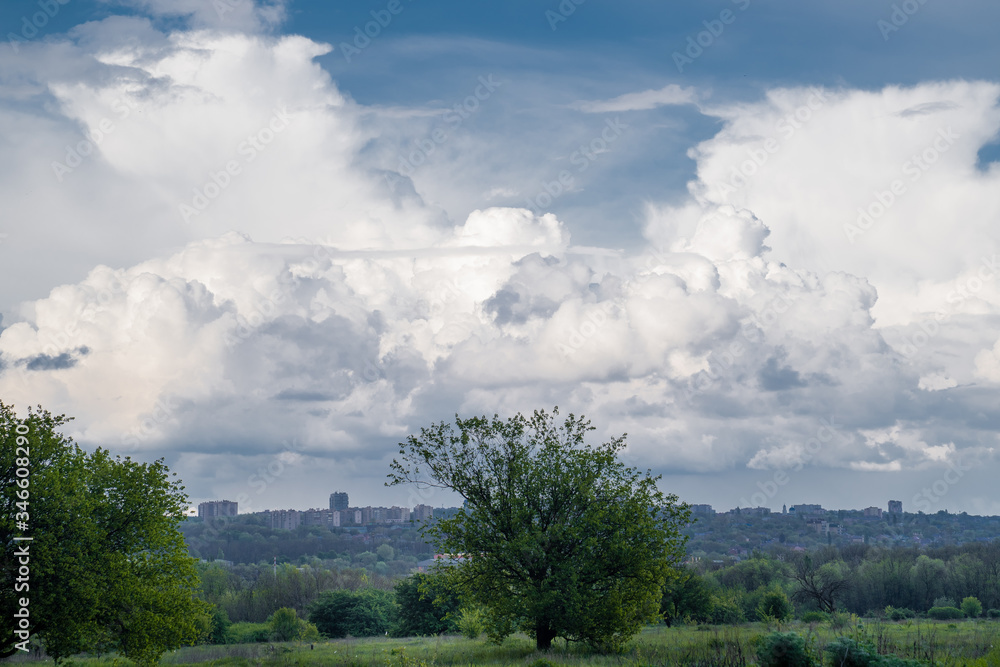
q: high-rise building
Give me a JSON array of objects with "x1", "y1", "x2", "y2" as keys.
[
  {"x1": 198, "y1": 500, "x2": 238, "y2": 518},
  {"x1": 413, "y1": 504, "x2": 435, "y2": 522},
  {"x1": 888, "y1": 500, "x2": 902, "y2": 515},
  {"x1": 330, "y1": 491, "x2": 349, "y2": 511}
]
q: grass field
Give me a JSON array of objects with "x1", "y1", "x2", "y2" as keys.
[{"x1": 10, "y1": 619, "x2": 1000, "y2": 666}]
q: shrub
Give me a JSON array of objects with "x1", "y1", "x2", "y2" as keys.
[
  {"x1": 987, "y1": 608, "x2": 1000, "y2": 618},
  {"x1": 757, "y1": 631, "x2": 815, "y2": 667},
  {"x1": 885, "y1": 607, "x2": 915, "y2": 621},
  {"x1": 933, "y1": 596, "x2": 956, "y2": 609},
  {"x1": 927, "y1": 606, "x2": 965, "y2": 621},
  {"x1": 710, "y1": 594, "x2": 746, "y2": 625},
  {"x1": 224, "y1": 622, "x2": 270, "y2": 644},
  {"x1": 829, "y1": 611, "x2": 854, "y2": 630},
  {"x1": 758, "y1": 588, "x2": 794, "y2": 622},
  {"x1": 309, "y1": 588, "x2": 396, "y2": 638},
  {"x1": 961, "y1": 596, "x2": 983, "y2": 618},
  {"x1": 455, "y1": 606, "x2": 486, "y2": 639},
  {"x1": 801, "y1": 611, "x2": 827, "y2": 624}
]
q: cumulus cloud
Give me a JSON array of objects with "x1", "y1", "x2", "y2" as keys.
[{"x1": 3, "y1": 8, "x2": 1000, "y2": 510}]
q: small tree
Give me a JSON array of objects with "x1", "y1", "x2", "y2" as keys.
[
  {"x1": 269, "y1": 608, "x2": 302, "y2": 641},
  {"x1": 309, "y1": 588, "x2": 395, "y2": 638},
  {"x1": 960, "y1": 596, "x2": 983, "y2": 618},
  {"x1": 388, "y1": 408, "x2": 690, "y2": 651},
  {"x1": 393, "y1": 572, "x2": 460, "y2": 636}
]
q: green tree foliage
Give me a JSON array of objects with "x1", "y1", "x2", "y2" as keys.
[
  {"x1": 388, "y1": 408, "x2": 690, "y2": 651},
  {"x1": 660, "y1": 566, "x2": 713, "y2": 626},
  {"x1": 961, "y1": 596, "x2": 983, "y2": 618},
  {"x1": 269, "y1": 608, "x2": 302, "y2": 641},
  {"x1": 0, "y1": 402, "x2": 209, "y2": 663},
  {"x1": 376, "y1": 544, "x2": 395, "y2": 561},
  {"x1": 392, "y1": 572, "x2": 460, "y2": 636},
  {"x1": 308, "y1": 588, "x2": 395, "y2": 638},
  {"x1": 757, "y1": 632, "x2": 815, "y2": 667},
  {"x1": 790, "y1": 555, "x2": 850, "y2": 613},
  {"x1": 927, "y1": 606, "x2": 965, "y2": 620},
  {"x1": 757, "y1": 587, "x2": 793, "y2": 622}
]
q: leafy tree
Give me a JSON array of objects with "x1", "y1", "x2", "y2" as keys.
[
  {"x1": 961, "y1": 596, "x2": 983, "y2": 618},
  {"x1": 269, "y1": 608, "x2": 302, "y2": 641},
  {"x1": 0, "y1": 402, "x2": 209, "y2": 663},
  {"x1": 660, "y1": 566, "x2": 713, "y2": 626},
  {"x1": 309, "y1": 588, "x2": 395, "y2": 638},
  {"x1": 388, "y1": 408, "x2": 690, "y2": 651},
  {"x1": 393, "y1": 572, "x2": 460, "y2": 636},
  {"x1": 376, "y1": 544, "x2": 394, "y2": 561},
  {"x1": 790, "y1": 555, "x2": 849, "y2": 613}
]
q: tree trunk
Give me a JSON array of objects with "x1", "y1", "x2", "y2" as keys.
[{"x1": 535, "y1": 620, "x2": 557, "y2": 651}]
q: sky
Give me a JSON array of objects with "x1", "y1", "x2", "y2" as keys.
[{"x1": 2, "y1": 0, "x2": 1000, "y2": 517}]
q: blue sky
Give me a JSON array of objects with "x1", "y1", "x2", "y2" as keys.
[{"x1": 2, "y1": 0, "x2": 1000, "y2": 516}]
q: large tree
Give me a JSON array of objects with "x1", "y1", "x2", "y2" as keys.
[
  {"x1": 0, "y1": 402, "x2": 209, "y2": 663},
  {"x1": 388, "y1": 408, "x2": 690, "y2": 651}
]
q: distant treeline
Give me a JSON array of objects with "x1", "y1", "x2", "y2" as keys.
[{"x1": 669, "y1": 540, "x2": 1000, "y2": 625}]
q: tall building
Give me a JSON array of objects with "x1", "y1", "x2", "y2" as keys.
[
  {"x1": 412, "y1": 504, "x2": 434, "y2": 522},
  {"x1": 690, "y1": 504, "x2": 715, "y2": 516},
  {"x1": 888, "y1": 500, "x2": 903, "y2": 514},
  {"x1": 864, "y1": 506, "x2": 884, "y2": 518},
  {"x1": 198, "y1": 500, "x2": 238, "y2": 518},
  {"x1": 330, "y1": 491, "x2": 349, "y2": 511}
]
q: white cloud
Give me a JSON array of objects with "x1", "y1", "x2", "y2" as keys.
[{"x1": 576, "y1": 84, "x2": 699, "y2": 113}]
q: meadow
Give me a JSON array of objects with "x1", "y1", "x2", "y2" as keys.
[{"x1": 8, "y1": 619, "x2": 998, "y2": 667}]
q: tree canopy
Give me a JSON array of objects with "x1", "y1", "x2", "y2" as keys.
[
  {"x1": 0, "y1": 401, "x2": 208, "y2": 663},
  {"x1": 388, "y1": 408, "x2": 690, "y2": 651}
]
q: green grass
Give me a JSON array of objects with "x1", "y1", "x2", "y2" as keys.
[{"x1": 28, "y1": 619, "x2": 1000, "y2": 666}]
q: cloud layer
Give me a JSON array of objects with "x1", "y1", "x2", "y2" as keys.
[{"x1": 2, "y1": 12, "x2": 1000, "y2": 513}]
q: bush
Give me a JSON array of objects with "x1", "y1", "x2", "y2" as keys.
[
  {"x1": 801, "y1": 611, "x2": 828, "y2": 624},
  {"x1": 309, "y1": 588, "x2": 396, "y2": 638},
  {"x1": 710, "y1": 594, "x2": 746, "y2": 625},
  {"x1": 455, "y1": 606, "x2": 486, "y2": 639},
  {"x1": 932, "y1": 596, "x2": 956, "y2": 609},
  {"x1": 961, "y1": 596, "x2": 983, "y2": 618},
  {"x1": 225, "y1": 622, "x2": 270, "y2": 643},
  {"x1": 987, "y1": 608, "x2": 1000, "y2": 618},
  {"x1": 927, "y1": 606, "x2": 965, "y2": 620},
  {"x1": 824, "y1": 637, "x2": 873, "y2": 667},
  {"x1": 758, "y1": 588, "x2": 794, "y2": 622},
  {"x1": 885, "y1": 607, "x2": 915, "y2": 621},
  {"x1": 757, "y1": 632, "x2": 815, "y2": 667}
]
